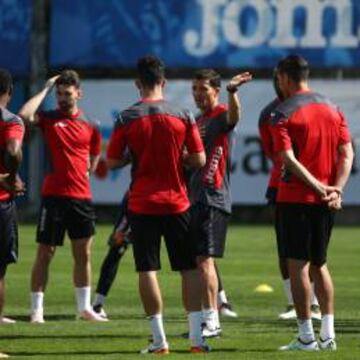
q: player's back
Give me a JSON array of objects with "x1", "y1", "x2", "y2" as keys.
[
  {"x1": 274, "y1": 91, "x2": 350, "y2": 203},
  {"x1": 120, "y1": 99, "x2": 197, "y2": 214}
]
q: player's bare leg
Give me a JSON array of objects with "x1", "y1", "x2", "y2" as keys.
[
  {"x1": 138, "y1": 271, "x2": 168, "y2": 354},
  {"x1": 310, "y1": 264, "x2": 336, "y2": 349},
  {"x1": 197, "y1": 256, "x2": 220, "y2": 336},
  {"x1": 30, "y1": 244, "x2": 56, "y2": 323},
  {"x1": 71, "y1": 237, "x2": 104, "y2": 321},
  {"x1": 0, "y1": 267, "x2": 14, "y2": 324}
]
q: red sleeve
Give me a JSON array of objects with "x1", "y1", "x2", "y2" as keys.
[
  {"x1": 90, "y1": 126, "x2": 102, "y2": 156},
  {"x1": 272, "y1": 118, "x2": 292, "y2": 153},
  {"x1": 185, "y1": 123, "x2": 204, "y2": 153},
  {"x1": 107, "y1": 125, "x2": 127, "y2": 160},
  {"x1": 259, "y1": 122, "x2": 275, "y2": 161},
  {"x1": 5, "y1": 122, "x2": 24, "y2": 143},
  {"x1": 338, "y1": 112, "x2": 351, "y2": 145}
]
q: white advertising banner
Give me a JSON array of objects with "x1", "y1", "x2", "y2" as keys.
[{"x1": 80, "y1": 79, "x2": 360, "y2": 205}]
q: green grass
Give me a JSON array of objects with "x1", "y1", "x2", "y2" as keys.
[{"x1": 1, "y1": 224, "x2": 359, "y2": 359}]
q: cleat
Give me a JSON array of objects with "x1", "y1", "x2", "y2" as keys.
[
  {"x1": 311, "y1": 305, "x2": 321, "y2": 321},
  {"x1": 279, "y1": 305, "x2": 297, "y2": 320},
  {"x1": 140, "y1": 342, "x2": 169, "y2": 355},
  {"x1": 219, "y1": 302, "x2": 238, "y2": 318},
  {"x1": 0, "y1": 353, "x2": 9, "y2": 358},
  {"x1": 0, "y1": 316, "x2": 16, "y2": 324},
  {"x1": 190, "y1": 343, "x2": 211, "y2": 353},
  {"x1": 93, "y1": 304, "x2": 108, "y2": 320},
  {"x1": 279, "y1": 338, "x2": 319, "y2": 351},
  {"x1": 78, "y1": 309, "x2": 108, "y2": 322},
  {"x1": 30, "y1": 310, "x2": 45, "y2": 324},
  {"x1": 201, "y1": 324, "x2": 222, "y2": 338},
  {"x1": 319, "y1": 337, "x2": 337, "y2": 351}
]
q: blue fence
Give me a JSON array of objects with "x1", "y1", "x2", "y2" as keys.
[
  {"x1": 50, "y1": 0, "x2": 360, "y2": 69},
  {"x1": 0, "y1": 0, "x2": 32, "y2": 75}
]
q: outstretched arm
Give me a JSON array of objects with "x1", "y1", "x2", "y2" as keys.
[
  {"x1": 226, "y1": 72, "x2": 252, "y2": 127},
  {"x1": 18, "y1": 75, "x2": 59, "y2": 125}
]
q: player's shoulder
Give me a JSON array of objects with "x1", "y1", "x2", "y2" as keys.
[
  {"x1": 76, "y1": 111, "x2": 101, "y2": 129},
  {"x1": 259, "y1": 98, "x2": 280, "y2": 126},
  {"x1": 0, "y1": 108, "x2": 24, "y2": 126},
  {"x1": 274, "y1": 92, "x2": 336, "y2": 122},
  {"x1": 116, "y1": 100, "x2": 195, "y2": 127}
]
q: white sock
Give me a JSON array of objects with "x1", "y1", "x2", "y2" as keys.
[
  {"x1": 320, "y1": 314, "x2": 335, "y2": 340},
  {"x1": 93, "y1": 293, "x2": 106, "y2": 307},
  {"x1": 217, "y1": 290, "x2": 228, "y2": 305},
  {"x1": 283, "y1": 279, "x2": 294, "y2": 305},
  {"x1": 311, "y1": 283, "x2": 319, "y2": 306},
  {"x1": 202, "y1": 308, "x2": 218, "y2": 330},
  {"x1": 188, "y1": 311, "x2": 203, "y2": 347},
  {"x1": 297, "y1": 319, "x2": 315, "y2": 343},
  {"x1": 149, "y1": 314, "x2": 167, "y2": 347},
  {"x1": 31, "y1": 292, "x2": 44, "y2": 312},
  {"x1": 75, "y1": 286, "x2": 92, "y2": 312}
]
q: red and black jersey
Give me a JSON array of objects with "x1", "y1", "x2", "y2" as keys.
[
  {"x1": 258, "y1": 98, "x2": 282, "y2": 191},
  {"x1": 271, "y1": 91, "x2": 351, "y2": 204},
  {"x1": 0, "y1": 107, "x2": 24, "y2": 201},
  {"x1": 188, "y1": 104, "x2": 234, "y2": 214},
  {"x1": 107, "y1": 99, "x2": 204, "y2": 215},
  {"x1": 38, "y1": 109, "x2": 101, "y2": 200}
]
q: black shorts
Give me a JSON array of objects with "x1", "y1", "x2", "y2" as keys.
[
  {"x1": 271, "y1": 204, "x2": 286, "y2": 259},
  {"x1": 190, "y1": 203, "x2": 229, "y2": 258},
  {"x1": 0, "y1": 200, "x2": 18, "y2": 266},
  {"x1": 277, "y1": 203, "x2": 335, "y2": 266},
  {"x1": 266, "y1": 186, "x2": 278, "y2": 206},
  {"x1": 36, "y1": 196, "x2": 96, "y2": 246},
  {"x1": 128, "y1": 210, "x2": 196, "y2": 272}
]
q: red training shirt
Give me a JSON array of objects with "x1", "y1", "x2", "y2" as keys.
[
  {"x1": 271, "y1": 91, "x2": 351, "y2": 204},
  {"x1": 0, "y1": 107, "x2": 24, "y2": 201},
  {"x1": 107, "y1": 99, "x2": 204, "y2": 215},
  {"x1": 38, "y1": 109, "x2": 101, "y2": 200}
]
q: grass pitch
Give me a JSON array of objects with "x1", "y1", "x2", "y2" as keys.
[{"x1": 0, "y1": 224, "x2": 359, "y2": 359}]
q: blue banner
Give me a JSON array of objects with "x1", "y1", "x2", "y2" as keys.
[
  {"x1": 0, "y1": 0, "x2": 32, "y2": 75},
  {"x1": 50, "y1": 0, "x2": 360, "y2": 69}
]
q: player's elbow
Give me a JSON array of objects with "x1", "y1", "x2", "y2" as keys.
[{"x1": 187, "y1": 152, "x2": 206, "y2": 169}]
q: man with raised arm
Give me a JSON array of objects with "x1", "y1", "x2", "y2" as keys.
[
  {"x1": 19, "y1": 70, "x2": 105, "y2": 323},
  {"x1": 189, "y1": 69, "x2": 252, "y2": 336}
]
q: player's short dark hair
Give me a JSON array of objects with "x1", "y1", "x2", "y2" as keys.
[
  {"x1": 272, "y1": 67, "x2": 284, "y2": 100},
  {"x1": 0, "y1": 68, "x2": 13, "y2": 96},
  {"x1": 56, "y1": 70, "x2": 81, "y2": 88},
  {"x1": 136, "y1": 55, "x2": 165, "y2": 88},
  {"x1": 194, "y1": 69, "x2": 221, "y2": 89},
  {"x1": 277, "y1": 55, "x2": 309, "y2": 83}
]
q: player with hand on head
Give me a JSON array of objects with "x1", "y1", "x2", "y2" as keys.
[{"x1": 19, "y1": 70, "x2": 105, "y2": 323}]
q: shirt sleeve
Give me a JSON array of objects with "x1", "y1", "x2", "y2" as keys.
[
  {"x1": 259, "y1": 121, "x2": 275, "y2": 161},
  {"x1": 272, "y1": 116, "x2": 292, "y2": 153},
  {"x1": 107, "y1": 124, "x2": 127, "y2": 160},
  {"x1": 5, "y1": 120, "x2": 25, "y2": 144},
  {"x1": 184, "y1": 111, "x2": 204, "y2": 153},
  {"x1": 338, "y1": 111, "x2": 351, "y2": 145},
  {"x1": 90, "y1": 126, "x2": 102, "y2": 156}
]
